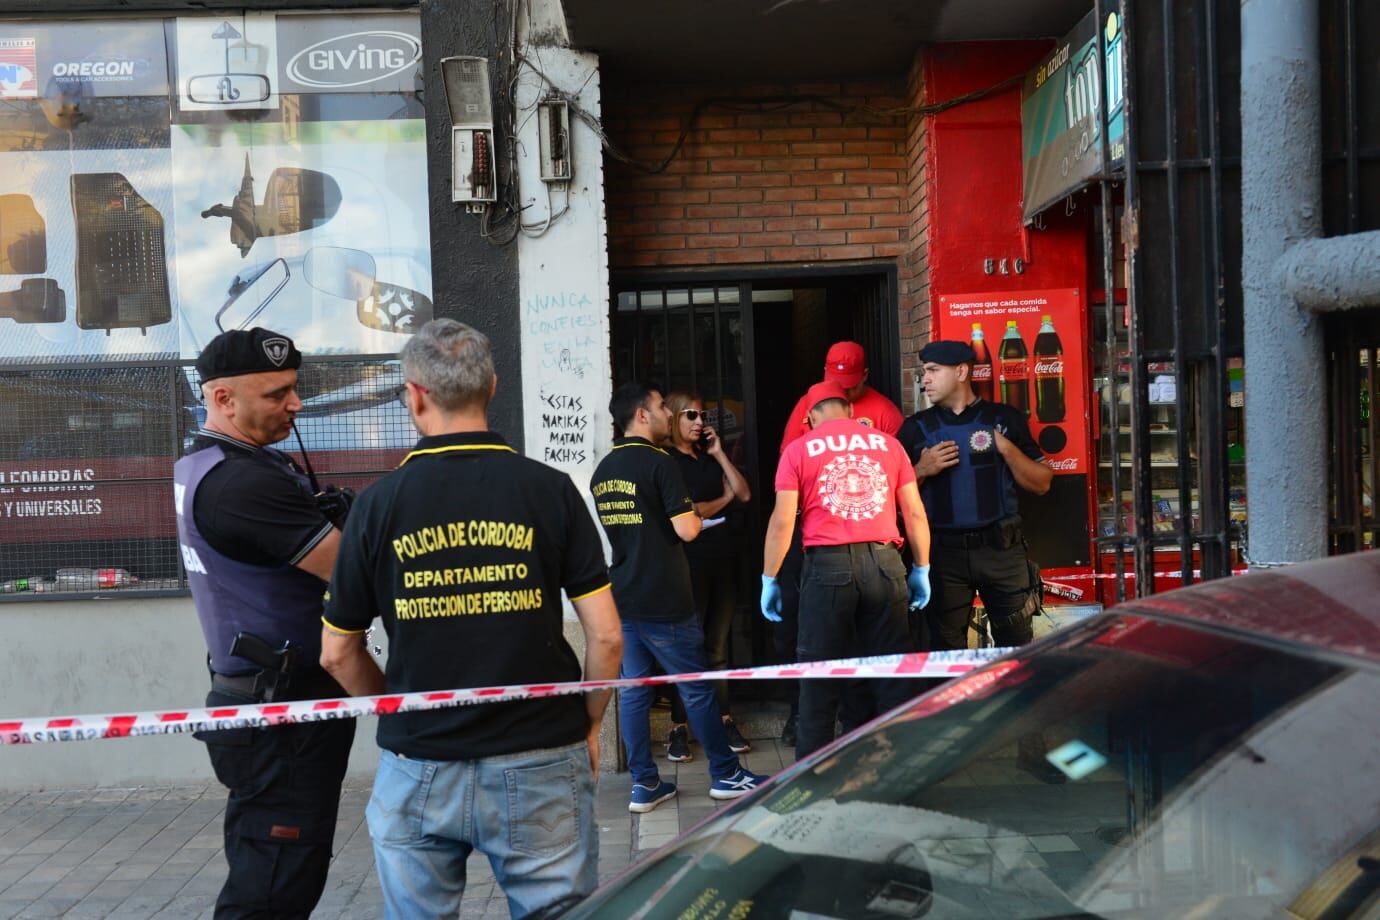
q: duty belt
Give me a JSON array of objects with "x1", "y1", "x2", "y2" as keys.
[
  {"x1": 805, "y1": 541, "x2": 894, "y2": 555},
  {"x1": 934, "y1": 519, "x2": 1022, "y2": 550},
  {"x1": 210, "y1": 670, "x2": 268, "y2": 700}
]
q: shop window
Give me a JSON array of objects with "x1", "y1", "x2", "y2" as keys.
[{"x1": 0, "y1": 11, "x2": 430, "y2": 599}]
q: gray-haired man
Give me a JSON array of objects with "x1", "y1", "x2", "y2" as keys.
[{"x1": 321, "y1": 319, "x2": 623, "y2": 919}]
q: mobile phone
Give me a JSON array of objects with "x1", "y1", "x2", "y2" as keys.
[{"x1": 698, "y1": 431, "x2": 714, "y2": 450}]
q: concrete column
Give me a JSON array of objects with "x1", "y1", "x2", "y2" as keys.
[{"x1": 1241, "y1": 0, "x2": 1327, "y2": 565}]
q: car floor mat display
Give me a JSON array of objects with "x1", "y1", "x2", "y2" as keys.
[
  {"x1": 0, "y1": 194, "x2": 47, "y2": 275},
  {"x1": 200, "y1": 155, "x2": 342, "y2": 257},
  {"x1": 70, "y1": 173, "x2": 172, "y2": 332},
  {"x1": 0, "y1": 278, "x2": 65, "y2": 324}
]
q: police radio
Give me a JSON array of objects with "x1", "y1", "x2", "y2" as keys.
[{"x1": 291, "y1": 422, "x2": 355, "y2": 528}]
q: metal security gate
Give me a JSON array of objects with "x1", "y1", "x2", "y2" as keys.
[
  {"x1": 1095, "y1": 0, "x2": 1242, "y2": 599},
  {"x1": 1323, "y1": 0, "x2": 1380, "y2": 554}
]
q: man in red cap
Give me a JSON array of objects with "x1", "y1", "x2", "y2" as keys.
[
  {"x1": 779, "y1": 341, "x2": 904, "y2": 453},
  {"x1": 772, "y1": 342, "x2": 904, "y2": 746},
  {"x1": 761, "y1": 380, "x2": 931, "y2": 758}
]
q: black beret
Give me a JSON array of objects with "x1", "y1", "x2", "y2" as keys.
[
  {"x1": 196, "y1": 327, "x2": 302, "y2": 383},
  {"x1": 919, "y1": 340, "x2": 977, "y2": 365}
]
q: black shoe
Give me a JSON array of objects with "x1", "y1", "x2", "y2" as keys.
[
  {"x1": 723, "y1": 718, "x2": 751, "y2": 754},
  {"x1": 780, "y1": 713, "x2": 797, "y2": 748},
  {"x1": 666, "y1": 725, "x2": 693, "y2": 762}
]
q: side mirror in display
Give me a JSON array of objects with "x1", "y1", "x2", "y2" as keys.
[
  {"x1": 358, "y1": 282, "x2": 434, "y2": 334},
  {"x1": 215, "y1": 257, "x2": 290, "y2": 331},
  {"x1": 0, "y1": 279, "x2": 66, "y2": 324},
  {"x1": 303, "y1": 247, "x2": 376, "y2": 301},
  {"x1": 200, "y1": 157, "x2": 342, "y2": 257}
]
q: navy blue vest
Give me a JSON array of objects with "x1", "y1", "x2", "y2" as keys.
[
  {"x1": 174, "y1": 444, "x2": 329, "y2": 674},
  {"x1": 913, "y1": 401, "x2": 1021, "y2": 530}
]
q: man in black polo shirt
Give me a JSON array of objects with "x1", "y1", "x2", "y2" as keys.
[
  {"x1": 174, "y1": 327, "x2": 354, "y2": 920},
  {"x1": 591, "y1": 382, "x2": 766, "y2": 814},
  {"x1": 320, "y1": 320, "x2": 623, "y2": 919}
]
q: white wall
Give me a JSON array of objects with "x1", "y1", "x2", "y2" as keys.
[
  {"x1": 513, "y1": 46, "x2": 613, "y2": 495},
  {"x1": 0, "y1": 596, "x2": 382, "y2": 790}
]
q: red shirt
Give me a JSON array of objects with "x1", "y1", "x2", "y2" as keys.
[
  {"x1": 779, "y1": 386, "x2": 903, "y2": 454},
  {"x1": 775, "y1": 417, "x2": 917, "y2": 547}
]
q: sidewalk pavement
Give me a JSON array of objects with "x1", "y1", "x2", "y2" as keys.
[{"x1": 0, "y1": 731, "x2": 797, "y2": 919}]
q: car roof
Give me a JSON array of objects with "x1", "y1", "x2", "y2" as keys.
[{"x1": 1113, "y1": 551, "x2": 1380, "y2": 665}]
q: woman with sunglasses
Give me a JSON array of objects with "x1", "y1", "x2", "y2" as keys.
[{"x1": 660, "y1": 391, "x2": 754, "y2": 759}]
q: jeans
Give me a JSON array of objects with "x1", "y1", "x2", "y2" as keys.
[
  {"x1": 669, "y1": 557, "x2": 739, "y2": 722},
  {"x1": 796, "y1": 543, "x2": 918, "y2": 758},
  {"x1": 367, "y1": 741, "x2": 597, "y2": 920},
  {"x1": 619, "y1": 616, "x2": 741, "y2": 786}
]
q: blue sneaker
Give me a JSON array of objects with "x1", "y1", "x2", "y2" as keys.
[
  {"x1": 629, "y1": 779, "x2": 677, "y2": 814},
  {"x1": 709, "y1": 768, "x2": 768, "y2": 800}
]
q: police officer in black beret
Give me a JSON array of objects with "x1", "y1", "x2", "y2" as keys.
[
  {"x1": 896, "y1": 340, "x2": 1053, "y2": 652},
  {"x1": 173, "y1": 327, "x2": 355, "y2": 919}
]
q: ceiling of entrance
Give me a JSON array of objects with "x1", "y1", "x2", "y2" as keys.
[{"x1": 562, "y1": 0, "x2": 1092, "y2": 80}]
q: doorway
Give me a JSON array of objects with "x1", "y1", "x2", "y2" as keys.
[{"x1": 610, "y1": 265, "x2": 900, "y2": 684}]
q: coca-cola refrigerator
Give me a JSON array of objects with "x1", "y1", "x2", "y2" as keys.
[{"x1": 932, "y1": 288, "x2": 1094, "y2": 603}]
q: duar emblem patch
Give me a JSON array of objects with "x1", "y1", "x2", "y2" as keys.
[
  {"x1": 262, "y1": 336, "x2": 291, "y2": 366},
  {"x1": 969, "y1": 429, "x2": 995, "y2": 453},
  {"x1": 818, "y1": 453, "x2": 889, "y2": 521}
]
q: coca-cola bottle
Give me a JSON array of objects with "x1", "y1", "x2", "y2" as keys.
[
  {"x1": 1033, "y1": 314, "x2": 1066, "y2": 423},
  {"x1": 969, "y1": 322, "x2": 994, "y2": 401},
  {"x1": 998, "y1": 320, "x2": 1029, "y2": 415}
]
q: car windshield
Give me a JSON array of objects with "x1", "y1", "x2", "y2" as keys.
[{"x1": 566, "y1": 615, "x2": 1380, "y2": 919}]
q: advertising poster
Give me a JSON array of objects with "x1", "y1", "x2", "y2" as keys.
[
  {"x1": 935, "y1": 288, "x2": 1091, "y2": 571},
  {"x1": 0, "y1": 12, "x2": 427, "y2": 586},
  {"x1": 935, "y1": 288, "x2": 1086, "y2": 473},
  {"x1": 170, "y1": 120, "x2": 432, "y2": 358},
  {"x1": 1020, "y1": 9, "x2": 1126, "y2": 223}
]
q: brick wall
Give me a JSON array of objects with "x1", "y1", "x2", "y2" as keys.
[
  {"x1": 602, "y1": 80, "x2": 914, "y2": 269},
  {"x1": 900, "y1": 54, "x2": 930, "y2": 413}
]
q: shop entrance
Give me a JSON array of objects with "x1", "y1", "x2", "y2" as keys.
[{"x1": 611, "y1": 265, "x2": 900, "y2": 683}]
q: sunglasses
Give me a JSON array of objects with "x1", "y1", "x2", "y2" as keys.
[
  {"x1": 679, "y1": 409, "x2": 704, "y2": 421},
  {"x1": 395, "y1": 381, "x2": 429, "y2": 407}
]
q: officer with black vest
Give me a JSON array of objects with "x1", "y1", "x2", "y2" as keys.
[
  {"x1": 174, "y1": 327, "x2": 355, "y2": 919},
  {"x1": 896, "y1": 340, "x2": 1052, "y2": 652}
]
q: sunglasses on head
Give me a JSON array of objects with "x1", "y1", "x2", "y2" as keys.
[{"x1": 679, "y1": 409, "x2": 704, "y2": 421}]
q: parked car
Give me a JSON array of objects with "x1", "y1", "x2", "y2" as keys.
[{"x1": 545, "y1": 551, "x2": 1380, "y2": 919}]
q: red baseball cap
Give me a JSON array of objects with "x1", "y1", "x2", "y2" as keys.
[
  {"x1": 823, "y1": 341, "x2": 866, "y2": 388},
  {"x1": 804, "y1": 379, "x2": 849, "y2": 412}
]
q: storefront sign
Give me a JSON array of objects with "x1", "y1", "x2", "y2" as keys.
[
  {"x1": 175, "y1": 14, "x2": 279, "y2": 112},
  {"x1": 0, "y1": 38, "x2": 38, "y2": 99},
  {"x1": 278, "y1": 14, "x2": 422, "y2": 93},
  {"x1": 1020, "y1": 10, "x2": 1126, "y2": 222},
  {"x1": 39, "y1": 21, "x2": 169, "y2": 97}
]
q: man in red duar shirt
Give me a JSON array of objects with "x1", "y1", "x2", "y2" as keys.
[{"x1": 761, "y1": 380, "x2": 931, "y2": 758}]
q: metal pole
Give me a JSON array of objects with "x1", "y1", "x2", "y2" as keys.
[{"x1": 1241, "y1": 0, "x2": 1327, "y2": 565}]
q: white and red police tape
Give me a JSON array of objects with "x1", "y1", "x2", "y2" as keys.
[{"x1": 0, "y1": 648, "x2": 1011, "y2": 746}]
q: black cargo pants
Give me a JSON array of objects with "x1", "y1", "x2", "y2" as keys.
[
  {"x1": 198, "y1": 670, "x2": 355, "y2": 920},
  {"x1": 926, "y1": 520, "x2": 1038, "y2": 652},
  {"x1": 795, "y1": 542, "x2": 918, "y2": 759}
]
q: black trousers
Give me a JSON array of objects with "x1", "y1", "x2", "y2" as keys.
[
  {"x1": 198, "y1": 671, "x2": 356, "y2": 920},
  {"x1": 795, "y1": 543, "x2": 918, "y2": 759},
  {"x1": 926, "y1": 535, "x2": 1037, "y2": 651}
]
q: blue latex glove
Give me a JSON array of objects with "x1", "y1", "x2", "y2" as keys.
[
  {"x1": 908, "y1": 565, "x2": 932, "y2": 610},
  {"x1": 760, "y1": 575, "x2": 783, "y2": 622}
]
